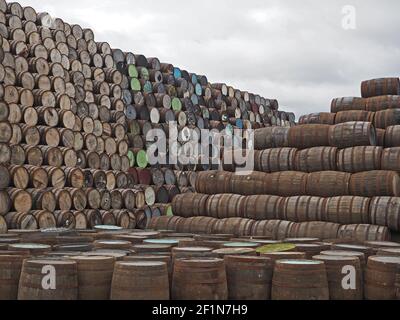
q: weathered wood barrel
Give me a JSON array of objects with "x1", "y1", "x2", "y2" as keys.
[
  {"x1": 385, "y1": 125, "x2": 400, "y2": 147},
  {"x1": 365, "y1": 256, "x2": 400, "y2": 300},
  {"x1": 294, "y1": 147, "x2": 337, "y2": 172},
  {"x1": 251, "y1": 220, "x2": 294, "y2": 240},
  {"x1": 18, "y1": 259, "x2": 78, "y2": 300},
  {"x1": 331, "y1": 97, "x2": 366, "y2": 113},
  {"x1": 260, "y1": 251, "x2": 306, "y2": 262},
  {"x1": 337, "y1": 146, "x2": 382, "y2": 173},
  {"x1": 264, "y1": 171, "x2": 307, "y2": 197},
  {"x1": 254, "y1": 148, "x2": 296, "y2": 173},
  {"x1": 224, "y1": 255, "x2": 273, "y2": 300},
  {"x1": 171, "y1": 193, "x2": 208, "y2": 218},
  {"x1": 299, "y1": 112, "x2": 336, "y2": 125},
  {"x1": 334, "y1": 110, "x2": 373, "y2": 124},
  {"x1": 306, "y1": 171, "x2": 350, "y2": 197},
  {"x1": 287, "y1": 124, "x2": 330, "y2": 149},
  {"x1": 365, "y1": 95, "x2": 400, "y2": 112},
  {"x1": 254, "y1": 127, "x2": 289, "y2": 150},
  {"x1": 172, "y1": 258, "x2": 227, "y2": 300},
  {"x1": 337, "y1": 224, "x2": 390, "y2": 242},
  {"x1": 322, "y1": 196, "x2": 370, "y2": 224},
  {"x1": 111, "y1": 261, "x2": 169, "y2": 300},
  {"x1": 206, "y1": 194, "x2": 245, "y2": 218},
  {"x1": 381, "y1": 147, "x2": 400, "y2": 171},
  {"x1": 279, "y1": 196, "x2": 325, "y2": 222},
  {"x1": 313, "y1": 255, "x2": 363, "y2": 300},
  {"x1": 295, "y1": 243, "x2": 328, "y2": 259},
  {"x1": 194, "y1": 171, "x2": 232, "y2": 194},
  {"x1": 242, "y1": 195, "x2": 282, "y2": 220},
  {"x1": 271, "y1": 260, "x2": 329, "y2": 300},
  {"x1": 328, "y1": 122, "x2": 376, "y2": 148},
  {"x1": 69, "y1": 255, "x2": 115, "y2": 300},
  {"x1": 0, "y1": 254, "x2": 25, "y2": 300},
  {"x1": 290, "y1": 222, "x2": 340, "y2": 240},
  {"x1": 320, "y1": 250, "x2": 367, "y2": 272},
  {"x1": 374, "y1": 109, "x2": 400, "y2": 129},
  {"x1": 361, "y1": 78, "x2": 400, "y2": 98},
  {"x1": 369, "y1": 197, "x2": 400, "y2": 232},
  {"x1": 349, "y1": 170, "x2": 400, "y2": 197}
]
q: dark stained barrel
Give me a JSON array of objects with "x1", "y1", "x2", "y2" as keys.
[
  {"x1": 111, "y1": 261, "x2": 169, "y2": 300},
  {"x1": 331, "y1": 97, "x2": 366, "y2": 113},
  {"x1": 294, "y1": 147, "x2": 337, "y2": 172},
  {"x1": 337, "y1": 225, "x2": 390, "y2": 242},
  {"x1": 349, "y1": 171, "x2": 400, "y2": 197},
  {"x1": 361, "y1": 78, "x2": 400, "y2": 98},
  {"x1": 369, "y1": 197, "x2": 400, "y2": 232},
  {"x1": 224, "y1": 255, "x2": 273, "y2": 300},
  {"x1": 0, "y1": 255, "x2": 25, "y2": 299},
  {"x1": 299, "y1": 112, "x2": 336, "y2": 125},
  {"x1": 287, "y1": 124, "x2": 330, "y2": 149},
  {"x1": 18, "y1": 259, "x2": 78, "y2": 300},
  {"x1": 385, "y1": 126, "x2": 400, "y2": 147},
  {"x1": 306, "y1": 171, "x2": 350, "y2": 197},
  {"x1": 271, "y1": 260, "x2": 329, "y2": 300},
  {"x1": 335, "y1": 110, "x2": 373, "y2": 124},
  {"x1": 374, "y1": 109, "x2": 400, "y2": 129},
  {"x1": 366, "y1": 95, "x2": 400, "y2": 112},
  {"x1": 337, "y1": 146, "x2": 382, "y2": 173},
  {"x1": 329, "y1": 122, "x2": 376, "y2": 148},
  {"x1": 323, "y1": 196, "x2": 370, "y2": 224},
  {"x1": 172, "y1": 258, "x2": 228, "y2": 300}
]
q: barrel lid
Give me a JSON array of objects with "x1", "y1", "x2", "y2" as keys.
[
  {"x1": 364, "y1": 241, "x2": 400, "y2": 248},
  {"x1": 249, "y1": 240, "x2": 281, "y2": 245},
  {"x1": 224, "y1": 255, "x2": 272, "y2": 263},
  {"x1": 213, "y1": 248, "x2": 255, "y2": 255},
  {"x1": 9, "y1": 243, "x2": 51, "y2": 249},
  {"x1": 320, "y1": 250, "x2": 365, "y2": 258},
  {"x1": 368, "y1": 256, "x2": 400, "y2": 264},
  {"x1": 143, "y1": 239, "x2": 179, "y2": 245},
  {"x1": 134, "y1": 244, "x2": 171, "y2": 249},
  {"x1": 8, "y1": 229, "x2": 39, "y2": 235},
  {"x1": 0, "y1": 238, "x2": 19, "y2": 244},
  {"x1": 131, "y1": 231, "x2": 160, "y2": 238},
  {"x1": 312, "y1": 255, "x2": 358, "y2": 262},
  {"x1": 177, "y1": 257, "x2": 223, "y2": 266},
  {"x1": 84, "y1": 251, "x2": 127, "y2": 259},
  {"x1": 165, "y1": 233, "x2": 195, "y2": 238},
  {"x1": 223, "y1": 242, "x2": 259, "y2": 248},
  {"x1": 130, "y1": 78, "x2": 141, "y2": 91},
  {"x1": 256, "y1": 243, "x2": 296, "y2": 254},
  {"x1": 26, "y1": 259, "x2": 76, "y2": 265},
  {"x1": 378, "y1": 248, "x2": 400, "y2": 255},
  {"x1": 94, "y1": 225, "x2": 123, "y2": 231},
  {"x1": 173, "y1": 247, "x2": 213, "y2": 253},
  {"x1": 41, "y1": 227, "x2": 71, "y2": 234},
  {"x1": 118, "y1": 261, "x2": 165, "y2": 267},
  {"x1": 95, "y1": 240, "x2": 131, "y2": 245},
  {"x1": 136, "y1": 150, "x2": 148, "y2": 168},
  {"x1": 277, "y1": 259, "x2": 323, "y2": 265},
  {"x1": 334, "y1": 244, "x2": 371, "y2": 250},
  {"x1": 284, "y1": 238, "x2": 320, "y2": 243},
  {"x1": 69, "y1": 255, "x2": 115, "y2": 262}
]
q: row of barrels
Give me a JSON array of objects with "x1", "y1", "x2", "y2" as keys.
[
  {"x1": 194, "y1": 170, "x2": 400, "y2": 197},
  {"x1": 0, "y1": 209, "x2": 136, "y2": 233},
  {"x1": 148, "y1": 216, "x2": 390, "y2": 242},
  {"x1": 254, "y1": 122, "x2": 376, "y2": 150},
  {"x1": 224, "y1": 145, "x2": 400, "y2": 174},
  {"x1": 0, "y1": 183, "x2": 178, "y2": 216},
  {"x1": 172, "y1": 193, "x2": 400, "y2": 231},
  {"x1": 299, "y1": 108, "x2": 400, "y2": 129},
  {"x1": 4, "y1": 252, "x2": 400, "y2": 300}
]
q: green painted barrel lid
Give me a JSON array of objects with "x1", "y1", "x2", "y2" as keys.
[
  {"x1": 195, "y1": 83, "x2": 202, "y2": 96},
  {"x1": 94, "y1": 225, "x2": 123, "y2": 231},
  {"x1": 166, "y1": 206, "x2": 173, "y2": 216},
  {"x1": 128, "y1": 64, "x2": 138, "y2": 78},
  {"x1": 223, "y1": 242, "x2": 259, "y2": 248},
  {"x1": 144, "y1": 239, "x2": 179, "y2": 245},
  {"x1": 278, "y1": 259, "x2": 322, "y2": 265},
  {"x1": 171, "y1": 97, "x2": 182, "y2": 111},
  {"x1": 127, "y1": 149, "x2": 135, "y2": 167},
  {"x1": 136, "y1": 149, "x2": 148, "y2": 168},
  {"x1": 130, "y1": 78, "x2": 141, "y2": 91},
  {"x1": 256, "y1": 243, "x2": 296, "y2": 254},
  {"x1": 142, "y1": 80, "x2": 153, "y2": 93},
  {"x1": 140, "y1": 67, "x2": 149, "y2": 80}
]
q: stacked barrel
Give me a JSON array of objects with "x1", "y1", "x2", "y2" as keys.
[{"x1": 154, "y1": 77, "x2": 400, "y2": 242}]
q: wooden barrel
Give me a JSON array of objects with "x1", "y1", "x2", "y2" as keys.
[
  {"x1": 229, "y1": 172, "x2": 268, "y2": 196},
  {"x1": 280, "y1": 196, "x2": 325, "y2": 222},
  {"x1": 349, "y1": 170, "x2": 400, "y2": 197},
  {"x1": 290, "y1": 222, "x2": 340, "y2": 240},
  {"x1": 251, "y1": 220, "x2": 294, "y2": 240},
  {"x1": 69, "y1": 255, "x2": 115, "y2": 300},
  {"x1": 0, "y1": 255, "x2": 25, "y2": 299},
  {"x1": 294, "y1": 243, "x2": 329, "y2": 259},
  {"x1": 254, "y1": 127, "x2": 289, "y2": 150},
  {"x1": 242, "y1": 195, "x2": 282, "y2": 220},
  {"x1": 385, "y1": 126, "x2": 400, "y2": 147},
  {"x1": 224, "y1": 255, "x2": 273, "y2": 300},
  {"x1": 381, "y1": 147, "x2": 400, "y2": 172},
  {"x1": 306, "y1": 171, "x2": 350, "y2": 197},
  {"x1": 337, "y1": 146, "x2": 382, "y2": 173},
  {"x1": 323, "y1": 196, "x2": 370, "y2": 224},
  {"x1": 9, "y1": 165, "x2": 29, "y2": 189},
  {"x1": 320, "y1": 250, "x2": 366, "y2": 270},
  {"x1": 329, "y1": 122, "x2": 376, "y2": 148},
  {"x1": 206, "y1": 194, "x2": 245, "y2": 219},
  {"x1": 172, "y1": 258, "x2": 227, "y2": 300},
  {"x1": 335, "y1": 110, "x2": 373, "y2": 124},
  {"x1": 361, "y1": 78, "x2": 400, "y2": 98},
  {"x1": 365, "y1": 256, "x2": 400, "y2": 300},
  {"x1": 264, "y1": 172, "x2": 307, "y2": 197},
  {"x1": 294, "y1": 147, "x2": 337, "y2": 172},
  {"x1": 8, "y1": 188, "x2": 32, "y2": 213},
  {"x1": 31, "y1": 210, "x2": 56, "y2": 229},
  {"x1": 123, "y1": 255, "x2": 172, "y2": 283},
  {"x1": 369, "y1": 197, "x2": 400, "y2": 232},
  {"x1": 271, "y1": 260, "x2": 329, "y2": 300},
  {"x1": 254, "y1": 148, "x2": 296, "y2": 173},
  {"x1": 212, "y1": 247, "x2": 257, "y2": 258},
  {"x1": 194, "y1": 171, "x2": 232, "y2": 194},
  {"x1": 365, "y1": 95, "x2": 400, "y2": 112},
  {"x1": 111, "y1": 261, "x2": 169, "y2": 300},
  {"x1": 331, "y1": 97, "x2": 366, "y2": 113},
  {"x1": 18, "y1": 259, "x2": 78, "y2": 300},
  {"x1": 337, "y1": 224, "x2": 390, "y2": 242},
  {"x1": 374, "y1": 109, "x2": 400, "y2": 129},
  {"x1": 313, "y1": 255, "x2": 363, "y2": 300},
  {"x1": 299, "y1": 112, "x2": 336, "y2": 125},
  {"x1": 260, "y1": 251, "x2": 306, "y2": 262},
  {"x1": 287, "y1": 124, "x2": 330, "y2": 149}
]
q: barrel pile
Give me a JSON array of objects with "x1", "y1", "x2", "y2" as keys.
[
  {"x1": 0, "y1": 227, "x2": 399, "y2": 300},
  {"x1": 0, "y1": 0, "x2": 296, "y2": 233}
]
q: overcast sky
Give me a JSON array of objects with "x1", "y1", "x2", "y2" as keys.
[{"x1": 17, "y1": 0, "x2": 400, "y2": 118}]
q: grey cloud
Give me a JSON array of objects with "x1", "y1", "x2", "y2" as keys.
[{"x1": 17, "y1": 0, "x2": 400, "y2": 118}]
